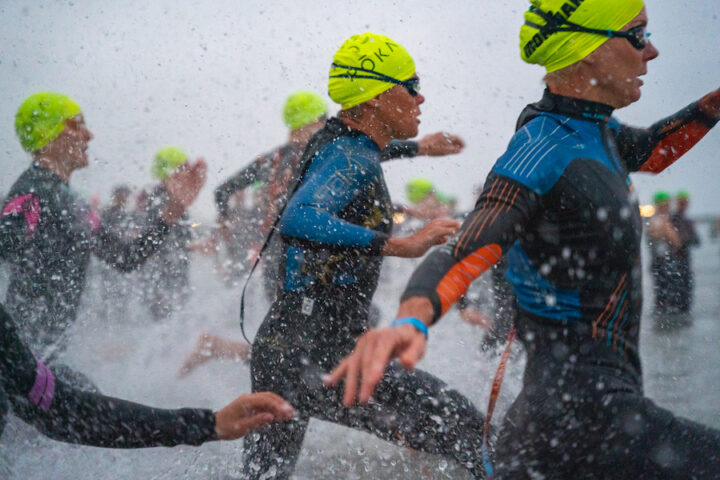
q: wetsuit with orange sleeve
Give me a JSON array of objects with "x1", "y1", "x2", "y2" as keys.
[
  {"x1": 401, "y1": 89, "x2": 720, "y2": 478},
  {"x1": 0, "y1": 303, "x2": 216, "y2": 447}
]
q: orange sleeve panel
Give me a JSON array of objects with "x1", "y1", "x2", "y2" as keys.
[
  {"x1": 639, "y1": 121, "x2": 714, "y2": 174},
  {"x1": 435, "y1": 244, "x2": 502, "y2": 315}
]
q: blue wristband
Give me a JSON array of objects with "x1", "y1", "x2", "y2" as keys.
[{"x1": 390, "y1": 317, "x2": 429, "y2": 339}]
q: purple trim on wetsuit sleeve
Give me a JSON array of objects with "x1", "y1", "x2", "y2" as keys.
[
  {"x1": 28, "y1": 359, "x2": 56, "y2": 410},
  {"x1": 2, "y1": 194, "x2": 40, "y2": 236}
]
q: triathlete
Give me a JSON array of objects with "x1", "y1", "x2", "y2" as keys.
[
  {"x1": 647, "y1": 191, "x2": 683, "y2": 315},
  {"x1": 180, "y1": 92, "x2": 466, "y2": 376},
  {"x1": 140, "y1": 146, "x2": 198, "y2": 320},
  {"x1": 670, "y1": 190, "x2": 699, "y2": 313},
  {"x1": 0, "y1": 302, "x2": 293, "y2": 451},
  {"x1": 327, "y1": 2, "x2": 720, "y2": 478},
  {"x1": 1, "y1": 93, "x2": 206, "y2": 379},
  {"x1": 242, "y1": 32, "x2": 488, "y2": 480},
  {"x1": 214, "y1": 91, "x2": 464, "y2": 299}
]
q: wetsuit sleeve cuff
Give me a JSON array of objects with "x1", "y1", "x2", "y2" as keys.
[
  {"x1": 694, "y1": 101, "x2": 720, "y2": 127},
  {"x1": 380, "y1": 140, "x2": 419, "y2": 162},
  {"x1": 179, "y1": 408, "x2": 217, "y2": 445},
  {"x1": 399, "y1": 289, "x2": 443, "y2": 324},
  {"x1": 368, "y1": 232, "x2": 390, "y2": 255}
]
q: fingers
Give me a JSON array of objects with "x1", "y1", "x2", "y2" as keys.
[
  {"x1": 399, "y1": 334, "x2": 427, "y2": 369},
  {"x1": 342, "y1": 345, "x2": 361, "y2": 407},
  {"x1": 324, "y1": 357, "x2": 348, "y2": 387},
  {"x1": 358, "y1": 331, "x2": 397, "y2": 403},
  {"x1": 237, "y1": 412, "x2": 275, "y2": 435},
  {"x1": 241, "y1": 392, "x2": 294, "y2": 421}
]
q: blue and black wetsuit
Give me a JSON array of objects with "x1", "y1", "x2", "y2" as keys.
[
  {"x1": 401, "y1": 89, "x2": 720, "y2": 478},
  {"x1": 242, "y1": 118, "x2": 488, "y2": 480},
  {"x1": 0, "y1": 303, "x2": 216, "y2": 448}
]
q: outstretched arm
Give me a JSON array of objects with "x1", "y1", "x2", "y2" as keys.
[
  {"x1": 93, "y1": 159, "x2": 206, "y2": 272},
  {"x1": 215, "y1": 155, "x2": 271, "y2": 219},
  {"x1": 618, "y1": 88, "x2": 720, "y2": 173},
  {"x1": 0, "y1": 304, "x2": 292, "y2": 448},
  {"x1": 325, "y1": 173, "x2": 539, "y2": 405},
  {"x1": 381, "y1": 132, "x2": 465, "y2": 162},
  {"x1": 280, "y1": 146, "x2": 458, "y2": 258}
]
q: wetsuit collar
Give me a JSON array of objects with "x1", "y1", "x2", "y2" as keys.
[
  {"x1": 537, "y1": 88, "x2": 615, "y2": 123},
  {"x1": 31, "y1": 161, "x2": 68, "y2": 184}
]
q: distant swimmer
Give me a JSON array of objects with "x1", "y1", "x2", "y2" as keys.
[
  {"x1": 670, "y1": 190, "x2": 700, "y2": 313},
  {"x1": 647, "y1": 191, "x2": 683, "y2": 315},
  {"x1": 0, "y1": 303, "x2": 293, "y2": 452},
  {"x1": 140, "y1": 146, "x2": 201, "y2": 320},
  {"x1": 328, "y1": 2, "x2": 720, "y2": 478},
  {"x1": 1, "y1": 93, "x2": 206, "y2": 387},
  {"x1": 242, "y1": 33, "x2": 489, "y2": 480}
]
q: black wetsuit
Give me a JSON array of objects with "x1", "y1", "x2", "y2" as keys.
[
  {"x1": 140, "y1": 184, "x2": 192, "y2": 319},
  {"x1": 402, "y1": 90, "x2": 720, "y2": 478},
  {"x1": 1, "y1": 164, "x2": 169, "y2": 383},
  {"x1": 242, "y1": 118, "x2": 488, "y2": 479},
  {"x1": 670, "y1": 212, "x2": 699, "y2": 313},
  {"x1": 0, "y1": 303, "x2": 215, "y2": 448}
]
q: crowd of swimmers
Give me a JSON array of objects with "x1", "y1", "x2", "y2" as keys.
[{"x1": 2, "y1": 0, "x2": 720, "y2": 478}]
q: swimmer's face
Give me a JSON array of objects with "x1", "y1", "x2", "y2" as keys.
[
  {"x1": 373, "y1": 75, "x2": 424, "y2": 140},
  {"x1": 50, "y1": 114, "x2": 93, "y2": 170},
  {"x1": 584, "y1": 7, "x2": 659, "y2": 108}
]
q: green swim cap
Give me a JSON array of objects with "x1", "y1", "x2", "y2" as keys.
[
  {"x1": 520, "y1": 0, "x2": 644, "y2": 73},
  {"x1": 283, "y1": 91, "x2": 328, "y2": 130},
  {"x1": 15, "y1": 92, "x2": 82, "y2": 152},
  {"x1": 676, "y1": 190, "x2": 690, "y2": 200},
  {"x1": 653, "y1": 191, "x2": 670, "y2": 205},
  {"x1": 329, "y1": 32, "x2": 416, "y2": 110},
  {"x1": 406, "y1": 178, "x2": 434, "y2": 204},
  {"x1": 152, "y1": 146, "x2": 188, "y2": 180}
]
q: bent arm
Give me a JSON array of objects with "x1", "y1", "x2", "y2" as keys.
[
  {"x1": 400, "y1": 173, "x2": 539, "y2": 323},
  {"x1": 617, "y1": 96, "x2": 720, "y2": 173},
  {"x1": 0, "y1": 304, "x2": 216, "y2": 448},
  {"x1": 215, "y1": 155, "x2": 270, "y2": 219},
  {"x1": 279, "y1": 151, "x2": 389, "y2": 254},
  {"x1": 92, "y1": 218, "x2": 170, "y2": 272}
]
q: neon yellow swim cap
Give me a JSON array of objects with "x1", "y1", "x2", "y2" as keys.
[
  {"x1": 15, "y1": 92, "x2": 82, "y2": 152},
  {"x1": 406, "y1": 178, "x2": 434, "y2": 204},
  {"x1": 283, "y1": 91, "x2": 328, "y2": 130},
  {"x1": 329, "y1": 32, "x2": 415, "y2": 110},
  {"x1": 152, "y1": 146, "x2": 188, "y2": 180},
  {"x1": 520, "y1": 0, "x2": 644, "y2": 73}
]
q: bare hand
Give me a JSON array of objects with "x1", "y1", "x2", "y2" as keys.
[
  {"x1": 383, "y1": 218, "x2": 460, "y2": 257},
  {"x1": 162, "y1": 159, "x2": 208, "y2": 223},
  {"x1": 324, "y1": 324, "x2": 427, "y2": 407},
  {"x1": 418, "y1": 132, "x2": 465, "y2": 157},
  {"x1": 214, "y1": 392, "x2": 294, "y2": 440}
]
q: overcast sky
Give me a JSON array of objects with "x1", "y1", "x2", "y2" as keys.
[{"x1": 1, "y1": 0, "x2": 719, "y2": 218}]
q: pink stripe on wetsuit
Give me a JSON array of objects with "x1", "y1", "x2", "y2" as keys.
[
  {"x1": 2, "y1": 193, "x2": 40, "y2": 236},
  {"x1": 28, "y1": 359, "x2": 55, "y2": 410}
]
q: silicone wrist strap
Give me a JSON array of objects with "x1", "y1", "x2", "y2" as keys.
[{"x1": 390, "y1": 317, "x2": 429, "y2": 339}]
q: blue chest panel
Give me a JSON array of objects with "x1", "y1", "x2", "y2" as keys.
[{"x1": 493, "y1": 113, "x2": 624, "y2": 195}]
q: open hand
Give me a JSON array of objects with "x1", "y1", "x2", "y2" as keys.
[
  {"x1": 324, "y1": 324, "x2": 427, "y2": 407},
  {"x1": 418, "y1": 132, "x2": 465, "y2": 157},
  {"x1": 162, "y1": 158, "x2": 207, "y2": 223},
  {"x1": 214, "y1": 392, "x2": 294, "y2": 440}
]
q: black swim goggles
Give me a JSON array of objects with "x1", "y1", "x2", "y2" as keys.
[
  {"x1": 526, "y1": 7, "x2": 651, "y2": 51},
  {"x1": 330, "y1": 63, "x2": 421, "y2": 97}
]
